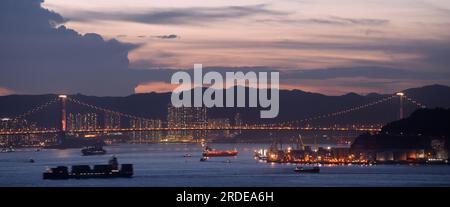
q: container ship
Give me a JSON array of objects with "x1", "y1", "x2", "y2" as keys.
[
  {"x1": 43, "y1": 156, "x2": 133, "y2": 179},
  {"x1": 202, "y1": 146, "x2": 238, "y2": 157}
]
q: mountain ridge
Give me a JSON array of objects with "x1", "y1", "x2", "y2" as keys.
[{"x1": 1, "y1": 84, "x2": 449, "y2": 127}]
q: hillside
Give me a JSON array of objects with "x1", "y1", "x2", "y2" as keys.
[
  {"x1": 1, "y1": 84, "x2": 450, "y2": 127},
  {"x1": 351, "y1": 108, "x2": 450, "y2": 151}
]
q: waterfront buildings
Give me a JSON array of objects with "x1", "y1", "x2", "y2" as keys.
[
  {"x1": 0, "y1": 118, "x2": 42, "y2": 146},
  {"x1": 166, "y1": 104, "x2": 207, "y2": 141},
  {"x1": 129, "y1": 119, "x2": 163, "y2": 143},
  {"x1": 67, "y1": 113, "x2": 98, "y2": 130},
  {"x1": 208, "y1": 118, "x2": 232, "y2": 138},
  {"x1": 104, "y1": 112, "x2": 121, "y2": 129}
]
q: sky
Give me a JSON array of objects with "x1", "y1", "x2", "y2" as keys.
[{"x1": 1, "y1": 0, "x2": 450, "y2": 96}]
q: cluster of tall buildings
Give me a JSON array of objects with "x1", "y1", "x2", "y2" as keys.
[
  {"x1": 67, "y1": 113, "x2": 98, "y2": 130},
  {"x1": 166, "y1": 104, "x2": 244, "y2": 141},
  {"x1": 208, "y1": 118, "x2": 232, "y2": 138},
  {"x1": 0, "y1": 118, "x2": 40, "y2": 147},
  {"x1": 67, "y1": 112, "x2": 122, "y2": 130},
  {"x1": 167, "y1": 105, "x2": 207, "y2": 128},
  {"x1": 1, "y1": 105, "x2": 246, "y2": 145},
  {"x1": 0, "y1": 118, "x2": 36, "y2": 131},
  {"x1": 129, "y1": 118, "x2": 163, "y2": 143},
  {"x1": 166, "y1": 105, "x2": 207, "y2": 140},
  {"x1": 104, "y1": 112, "x2": 121, "y2": 129}
]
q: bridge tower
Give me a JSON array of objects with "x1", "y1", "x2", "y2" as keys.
[
  {"x1": 57, "y1": 95, "x2": 67, "y2": 144},
  {"x1": 396, "y1": 92, "x2": 404, "y2": 119}
]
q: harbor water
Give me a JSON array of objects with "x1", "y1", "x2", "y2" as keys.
[{"x1": 1, "y1": 143, "x2": 450, "y2": 187}]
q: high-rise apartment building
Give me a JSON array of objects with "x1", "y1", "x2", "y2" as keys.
[
  {"x1": 129, "y1": 119, "x2": 163, "y2": 143},
  {"x1": 104, "y1": 112, "x2": 121, "y2": 129},
  {"x1": 166, "y1": 104, "x2": 207, "y2": 140},
  {"x1": 67, "y1": 113, "x2": 98, "y2": 130}
]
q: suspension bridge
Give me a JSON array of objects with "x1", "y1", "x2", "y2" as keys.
[{"x1": 0, "y1": 92, "x2": 426, "y2": 140}]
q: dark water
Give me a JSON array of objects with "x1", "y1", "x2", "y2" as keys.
[{"x1": 1, "y1": 143, "x2": 450, "y2": 187}]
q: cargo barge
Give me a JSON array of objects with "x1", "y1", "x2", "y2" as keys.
[{"x1": 81, "y1": 145, "x2": 107, "y2": 156}]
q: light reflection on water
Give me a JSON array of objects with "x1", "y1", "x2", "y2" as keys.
[
  {"x1": 55, "y1": 149, "x2": 71, "y2": 158},
  {"x1": 0, "y1": 143, "x2": 450, "y2": 187}
]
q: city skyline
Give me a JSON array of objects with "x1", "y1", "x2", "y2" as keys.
[
  {"x1": 1, "y1": 0, "x2": 450, "y2": 96},
  {"x1": 3, "y1": 0, "x2": 450, "y2": 190}
]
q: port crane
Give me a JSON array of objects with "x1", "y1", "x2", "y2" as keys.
[{"x1": 296, "y1": 134, "x2": 305, "y2": 151}]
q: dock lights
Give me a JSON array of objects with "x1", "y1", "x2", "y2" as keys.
[{"x1": 58, "y1": 95, "x2": 67, "y2": 99}]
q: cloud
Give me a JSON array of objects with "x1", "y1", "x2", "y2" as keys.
[
  {"x1": 411, "y1": 41, "x2": 450, "y2": 70},
  {"x1": 134, "y1": 66, "x2": 450, "y2": 95},
  {"x1": 255, "y1": 16, "x2": 389, "y2": 26},
  {"x1": 0, "y1": 0, "x2": 167, "y2": 96},
  {"x1": 1, "y1": 0, "x2": 449, "y2": 96},
  {"x1": 279, "y1": 77, "x2": 448, "y2": 95},
  {"x1": 0, "y1": 87, "x2": 14, "y2": 96},
  {"x1": 280, "y1": 67, "x2": 450, "y2": 81},
  {"x1": 70, "y1": 4, "x2": 288, "y2": 25},
  {"x1": 154, "y1": 34, "x2": 178, "y2": 39},
  {"x1": 134, "y1": 81, "x2": 176, "y2": 93},
  {"x1": 315, "y1": 16, "x2": 389, "y2": 26},
  {"x1": 163, "y1": 36, "x2": 450, "y2": 71},
  {"x1": 277, "y1": 67, "x2": 450, "y2": 95}
]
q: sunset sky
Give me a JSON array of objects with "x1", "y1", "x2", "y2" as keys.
[{"x1": 1, "y1": 0, "x2": 450, "y2": 96}]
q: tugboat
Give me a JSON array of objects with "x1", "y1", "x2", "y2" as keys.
[
  {"x1": 294, "y1": 166, "x2": 320, "y2": 173},
  {"x1": 42, "y1": 156, "x2": 133, "y2": 179},
  {"x1": 202, "y1": 146, "x2": 238, "y2": 157},
  {"x1": 254, "y1": 149, "x2": 268, "y2": 160},
  {"x1": 81, "y1": 145, "x2": 106, "y2": 156}
]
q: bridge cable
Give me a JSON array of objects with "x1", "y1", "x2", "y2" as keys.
[
  {"x1": 403, "y1": 95, "x2": 427, "y2": 108},
  {"x1": 11, "y1": 97, "x2": 59, "y2": 120},
  {"x1": 281, "y1": 95, "x2": 398, "y2": 126},
  {"x1": 66, "y1": 97, "x2": 155, "y2": 122}
]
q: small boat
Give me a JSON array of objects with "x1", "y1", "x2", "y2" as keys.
[
  {"x1": 81, "y1": 145, "x2": 106, "y2": 156},
  {"x1": 200, "y1": 157, "x2": 208, "y2": 162},
  {"x1": 183, "y1": 153, "x2": 192, "y2": 158},
  {"x1": 294, "y1": 166, "x2": 320, "y2": 173}
]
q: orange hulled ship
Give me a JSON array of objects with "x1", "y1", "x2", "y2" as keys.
[{"x1": 202, "y1": 146, "x2": 238, "y2": 157}]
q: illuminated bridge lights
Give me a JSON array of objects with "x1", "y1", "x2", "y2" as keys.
[
  {"x1": 1, "y1": 92, "x2": 427, "y2": 136},
  {"x1": 0, "y1": 126, "x2": 381, "y2": 135}
]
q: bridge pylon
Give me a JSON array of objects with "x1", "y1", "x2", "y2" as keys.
[
  {"x1": 57, "y1": 95, "x2": 67, "y2": 144},
  {"x1": 396, "y1": 92, "x2": 404, "y2": 119}
]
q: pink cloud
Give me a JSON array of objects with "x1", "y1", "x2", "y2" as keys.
[
  {"x1": 134, "y1": 81, "x2": 177, "y2": 93},
  {"x1": 0, "y1": 87, "x2": 14, "y2": 96}
]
